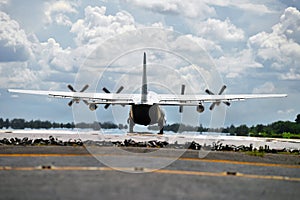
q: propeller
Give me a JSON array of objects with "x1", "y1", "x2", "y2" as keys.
[
  {"x1": 205, "y1": 85, "x2": 231, "y2": 110},
  {"x1": 179, "y1": 84, "x2": 185, "y2": 113},
  {"x1": 102, "y1": 86, "x2": 124, "y2": 109},
  {"x1": 67, "y1": 84, "x2": 89, "y2": 107}
]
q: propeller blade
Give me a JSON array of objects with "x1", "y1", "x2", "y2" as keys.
[
  {"x1": 68, "y1": 99, "x2": 75, "y2": 107},
  {"x1": 179, "y1": 106, "x2": 183, "y2": 113},
  {"x1": 103, "y1": 87, "x2": 110, "y2": 93},
  {"x1": 116, "y1": 86, "x2": 124, "y2": 94},
  {"x1": 83, "y1": 100, "x2": 89, "y2": 106},
  {"x1": 206, "y1": 85, "x2": 228, "y2": 110},
  {"x1": 181, "y1": 84, "x2": 185, "y2": 95},
  {"x1": 205, "y1": 89, "x2": 214, "y2": 95},
  {"x1": 218, "y1": 85, "x2": 226, "y2": 95},
  {"x1": 179, "y1": 84, "x2": 185, "y2": 113},
  {"x1": 67, "y1": 84, "x2": 76, "y2": 92},
  {"x1": 209, "y1": 102, "x2": 216, "y2": 110},
  {"x1": 102, "y1": 86, "x2": 124, "y2": 109},
  {"x1": 223, "y1": 101, "x2": 231, "y2": 106},
  {"x1": 67, "y1": 84, "x2": 89, "y2": 107},
  {"x1": 80, "y1": 84, "x2": 89, "y2": 92}
]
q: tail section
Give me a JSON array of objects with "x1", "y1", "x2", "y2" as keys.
[{"x1": 141, "y1": 52, "x2": 148, "y2": 103}]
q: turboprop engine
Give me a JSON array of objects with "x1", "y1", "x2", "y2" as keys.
[
  {"x1": 196, "y1": 104, "x2": 205, "y2": 113},
  {"x1": 89, "y1": 103, "x2": 98, "y2": 111}
]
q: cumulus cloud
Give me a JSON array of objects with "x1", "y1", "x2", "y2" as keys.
[
  {"x1": 0, "y1": 0, "x2": 10, "y2": 6},
  {"x1": 205, "y1": 0, "x2": 275, "y2": 14},
  {"x1": 54, "y1": 13, "x2": 73, "y2": 26},
  {"x1": 44, "y1": 0, "x2": 78, "y2": 26},
  {"x1": 195, "y1": 18, "x2": 245, "y2": 42},
  {"x1": 277, "y1": 108, "x2": 294, "y2": 115},
  {"x1": 0, "y1": 11, "x2": 78, "y2": 89},
  {"x1": 249, "y1": 7, "x2": 300, "y2": 80},
  {"x1": 71, "y1": 6, "x2": 136, "y2": 45},
  {"x1": 280, "y1": 68, "x2": 300, "y2": 80},
  {"x1": 36, "y1": 38, "x2": 74, "y2": 72},
  {"x1": 184, "y1": 34, "x2": 222, "y2": 55},
  {"x1": 127, "y1": 0, "x2": 179, "y2": 15},
  {"x1": 0, "y1": 11, "x2": 32, "y2": 62},
  {"x1": 125, "y1": 0, "x2": 216, "y2": 19},
  {"x1": 0, "y1": 62, "x2": 41, "y2": 89},
  {"x1": 252, "y1": 82, "x2": 275, "y2": 93},
  {"x1": 215, "y1": 49, "x2": 263, "y2": 78}
]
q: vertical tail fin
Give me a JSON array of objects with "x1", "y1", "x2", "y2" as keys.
[{"x1": 141, "y1": 52, "x2": 147, "y2": 103}]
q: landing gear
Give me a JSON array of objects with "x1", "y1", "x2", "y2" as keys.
[
  {"x1": 158, "y1": 118, "x2": 165, "y2": 135},
  {"x1": 128, "y1": 117, "x2": 135, "y2": 133},
  {"x1": 158, "y1": 127, "x2": 164, "y2": 135},
  {"x1": 127, "y1": 117, "x2": 165, "y2": 135}
]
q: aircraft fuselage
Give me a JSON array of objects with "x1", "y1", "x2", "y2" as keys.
[{"x1": 128, "y1": 104, "x2": 165, "y2": 134}]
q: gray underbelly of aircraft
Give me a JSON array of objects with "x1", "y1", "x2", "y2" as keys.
[{"x1": 130, "y1": 104, "x2": 164, "y2": 126}]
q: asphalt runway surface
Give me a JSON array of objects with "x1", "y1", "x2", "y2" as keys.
[{"x1": 0, "y1": 146, "x2": 299, "y2": 200}]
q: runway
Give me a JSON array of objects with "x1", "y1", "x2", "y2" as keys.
[{"x1": 0, "y1": 146, "x2": 299, "y2": 200}]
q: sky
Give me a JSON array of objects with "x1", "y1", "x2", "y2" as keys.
[{"x1": 0, "y1": 0, "x2": 300, "y2": 128}]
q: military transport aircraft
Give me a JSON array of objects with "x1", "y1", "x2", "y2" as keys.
[{"x1": 8, "y1": 53, "x2": 287, "y2": 134}]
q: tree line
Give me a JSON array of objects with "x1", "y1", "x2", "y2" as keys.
[
  {"x1": 149, "y1": 114, "x2": 300, "y2": 138},
  {"x1": 0, "y1": 118, "x2": 126, "y2": 130},
  {"x1": 223, "y1": 114, "x2": 300, "y2": 138},
  {"x1": 1, "y1": 114, "x2": 300, "y2": 138}
]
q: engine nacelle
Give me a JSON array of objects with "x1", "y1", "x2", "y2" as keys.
[
  {"x1": 89, "y1": 103, "x2": 98, "y2": 111},
  {"x1": 196, "y1": 104, "x2": 205, "y2": 113}
]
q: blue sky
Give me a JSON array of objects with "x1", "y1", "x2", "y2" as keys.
[{"x1": 0, "y1": 0, "x2": 300, "y2": 128}]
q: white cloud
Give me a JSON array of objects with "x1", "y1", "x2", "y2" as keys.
[
  {"x1": 44, "y1": 0, "x2": 78, "y2": 26},
  {"x1": 237, "y1": 3, "x2": 275, "y2": 14},
  {"x1": 277, "y1": 108, "x2": 295, "y2": 115},
  {"x1": 37, "y1": 38, "x2": 74, "y2": 72},
  {"x1": 126, "y1": 0, "x2": 179, "y2": 15},
  {"x1": 204, "y1": 0, "x2": 276, "y2": 14},
  {"x1": 194, "y1": 18, "x2": 245, "y2": 42},
  {"x1": 0, "y1": 11, "x2": 32, "y2": 62},
  {"x1": 54, "y1": 13, "x2": 73, "y2": 27},
  {"x1": 215, "y1": 49, "x2": 263, "y2": 78},
  {"x1": 0, "y1": 11, "x2": 78, "y2": 89},
  {"x1": 125, "y1": 0, "x2": 216, "y2": 19},
  {"x1": 252, "y1": 82, "x2": 275, "y2": 93},
  {"x1": 280, "y1": 68, "x2": 300, "y2": 80},
  {"x1": 184, "y1": 34, "x2": 222, "y2": 55},
  {"x1": 249, "y1": 7, "x2": 300, "y2": 80},
  {"x1": 71, "y1": 6, "x2": 136, "y2": 45},
  {"x1": 276, "y1": 7, "x2": 300, "y2": 41},
  {"x1": 0, "y1": 0, "x2": 10, "y2": 6},
  {"x1": 0, "y1": 62, "x2": 40, "y2": 89}
]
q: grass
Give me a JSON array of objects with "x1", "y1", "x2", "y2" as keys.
[{"x1": 245, "y1": 151, "x2": 265, "y2": 157}]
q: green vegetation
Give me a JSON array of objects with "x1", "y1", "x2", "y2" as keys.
[
  {"x1": 1, "y1": 114, "x2": 300, "y2": 139},
  {"x1": 0, "y1": 118, "x2": 125, "y2": 130},
  {"x1": 246, "y1": 150, "x2": 265, "y2": 157},
  {"x1": 150, "y1": 114, "x2": 300, "y2": 139},
  {"x1": 222, "y1": 114, "x2": 300, "y2": 138}
]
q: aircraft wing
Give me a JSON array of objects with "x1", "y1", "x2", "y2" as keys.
[
  {"x1": 8, "y1": 89, "x2": 139, "y2": 105},
  {"x1": 156, "y1": 93, "x2": 287, "y2": 106},
  {"x1": 8, "y1": 89, "x2": 287, "y2": 106}
]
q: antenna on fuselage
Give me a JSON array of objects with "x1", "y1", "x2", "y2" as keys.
[{"x1": 141, "y1": 52, "x2": 148, "y2": 103}]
